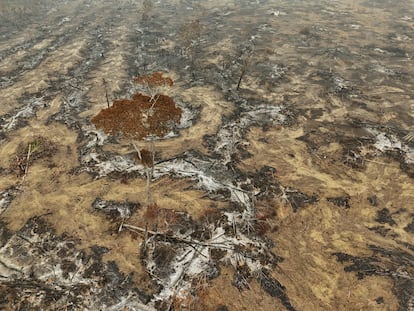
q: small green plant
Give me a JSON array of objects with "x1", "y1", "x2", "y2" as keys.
[
  {"x1": 22, "y1": 138, "x2": 42, "y2": 179},
  {"x1": 27, "y1": 138, "x2": 42, "y2": 154},
  {"x1": 11, "y1": 136, "x2": 56, "y2": 182}
]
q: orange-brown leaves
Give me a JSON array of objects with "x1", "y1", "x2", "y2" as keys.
[
  {"x1": 91, "y1": 93, "x2": 181, "y2": 140},
  {"x1": 133, "y1": 72, "x2": 173, "y2": 87},
  {"x1": 92, "y1": 74, "x2": 179, "y2": 140}
]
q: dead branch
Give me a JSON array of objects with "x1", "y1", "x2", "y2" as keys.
[
  {"x1": 103, "y1": 78, "x2": 110, "y2": 108},
  {"x1": 237, "y1": 59, "x2": 248, "y2": 90},
  {"x1": 122, "y1": 224, "x2": 234, "y2": 250},
  {"x1": 132, "y1": 142, "x2": 142, "y2": 160}
]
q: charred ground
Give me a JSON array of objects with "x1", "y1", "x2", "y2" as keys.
[{"x1": 0, "y1": 0, "x2": 413, "y2": 310}]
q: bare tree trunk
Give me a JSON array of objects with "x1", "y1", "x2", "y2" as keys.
[
  {"x1": 237, "y1": 60, "x2": 248, "y2": 90},
  {"x1": 132, "y1": 141, "x2": 151, "y2": 206},
  {"x1": 150, "y1": 139, "x2": 155, "y2": 177},
  {"x1": 103, "y1": 78, "x2": 110, "y2": 108},
  {"x1": 146, "y1": 167, "x2": 151, "y2": 207},
  {"x1": 236, "y1": 68, "x2": 245, "y2": 90}
]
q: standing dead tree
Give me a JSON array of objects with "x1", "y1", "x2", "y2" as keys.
[
  {"x1": 92, "y1": 72, "x2": 181, "y2": 207},
  {"x1": 237, "y1": 58, "x2": 249, "y2": 90},
  {"x1": 133, "y1": 72, "x2": 175, "y2": 177},
  {"x1": 102, "y1": 78, "x2": 110, "y2": 108}
]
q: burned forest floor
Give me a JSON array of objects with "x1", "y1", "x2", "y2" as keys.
[{"x1": 0, "y1": 0, "x2": 413, "y2": 310}]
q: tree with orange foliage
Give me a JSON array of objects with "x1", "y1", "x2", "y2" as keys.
[
  {"x1": 92, "y1": 72, "x2": 181, "y2": 206},
  {"x1": 133, "y1": 72, "x2": 173, "y2": 103}
]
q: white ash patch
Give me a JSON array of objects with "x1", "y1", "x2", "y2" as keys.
[
  {"x1": 367, "y1": 128, "x2": 414, "y2": 165},
  {"x1": 0, "y1": 194, "x2": 12, "y2": 216},
  {"x1": 58, "y1": 17, "x2": 70, "y2": 25},
  {"x1": 0, "y1": 218, "x2": 152, "y2": 310},
  {"x1": 406, "y1": 150, "x2": 414, "y2": 164},
  {"x1": 1, "y1": 98, "x2": 46, "y2": 131},
  {"x1": 241, "y1": 104, "x2": 287, "y2": 125},
  {"x1": 145, "y1": 215, "x2": 277, "y2": 307},
  {"x1": 349, "y1": 24, "x2": 361, "y2": 30},
  {"x1": 213, "y1": 103, "x2": 287, "y2": 164},
  {"x1": 372, "y1": 131, "x2": 403, "y2": 151},
  {"x1": 332, "y1": 75, "x2": 351, "y2": 93},
  {"x1": 92, "y1": 198, "x2": 138, "y2": 219},
  {"x1": 155, "y1": 156, "x2": 253, "y2": 210},
  {"x1": 80, "y1": 125, "x2": 140, "y2": 177},
  {"x1": 175, "y1": 100, "x2": 199, "y2": 130},
  {"x1": 155, "y1": 157, "x2": 224, "y2": 193},
  {"x1": 268, "y1": 9, "x2": 287, "y2": 17},
  {"x1": 84, "y1": 152, "x2": 141, "y2": 177},
  {"x1": 146, "y1": 241, "x2": 211, "y2": 302},
  {"x1": 83, "y1": 125, "x2": 109, "y2": 148},
  {"x1": 370, "y1": 63, "x2": 396, "y2": 76},
  {"x1": 0, "y1": 187, "x2": 19, "y2": 216},
  {"x1": 0, "y1": 76, "x2": 14, "y2": 88},
  {"x1": 373, "y1": 47, "x2": 386, "y2": 54},
  {"x1": 213, "y1": 121, "x2": 245, "y2": 164},
  {"x1": 270, "y1": 64, "x2": 286, "y2": 79}
]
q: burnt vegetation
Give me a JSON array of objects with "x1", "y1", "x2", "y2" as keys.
[
  {"x1": 0, "y1": 0, "x2": 413, "y2": 310},
  {"x1": 333, "y1": 245, "x2": 414, "y2": 311},
  {"x1": 9, "y1": 136, "x2": 57, "y2": 177},
  {"x1": 0, "y1": 217, "x2": 152, "y2": 310}
]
